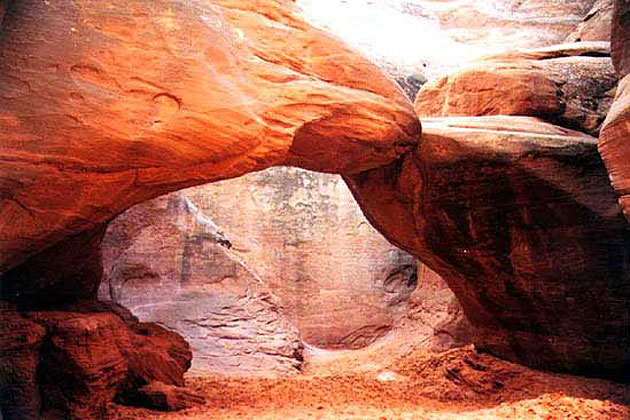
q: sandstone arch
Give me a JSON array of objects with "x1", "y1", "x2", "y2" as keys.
[{"x1": 0, "y1": 0, "x2": 419, "y2": 303}]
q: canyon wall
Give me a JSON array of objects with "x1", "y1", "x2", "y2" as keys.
[
  {"x1": 599, "y1": 0, "x2": 630, "y2": 220},
  {"x1": 101, "y1": 169, "x2": 470, "y2": 375}
]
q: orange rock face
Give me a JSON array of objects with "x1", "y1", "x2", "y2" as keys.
[
  {"x1": 611, "y1": 0, "x2": 630, "y2": 77},
  {"x1": 0, "y1": 0, "x2": 419, "y2": 279},
  {"x1": 0, "y1": 306, "x2": 193, "y2": 419},
  {"x1": 347, "y1": 116, "x2": 630, "y2": 381},
  {"x1": 415, "y1": 42, "x2": 617, "y2": 136},
  {"x1": 599, "y1": 0, "x2": 630, "y2": 219},
  {"x1": 0, "y1": 1, "x2": 420, "y2": 418}
]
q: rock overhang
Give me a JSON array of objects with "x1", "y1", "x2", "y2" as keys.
[{"x1": 0, "y1": 0, "x2": 420, "y2": 277}]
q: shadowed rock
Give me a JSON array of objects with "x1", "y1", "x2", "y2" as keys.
[{"x1": 347, "y1": 116, "x2": 630, "y2": 381}]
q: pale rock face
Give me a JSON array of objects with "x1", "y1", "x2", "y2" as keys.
[
  {"x1": 100, "y1": 192, "x2": 304, "y2": 375},
  {"x1": 184, "y1": 167, "x2": 419, "y2": 350},
  {"x1": 297, "y1": 0, "x2": 599, "y2": 79},
  {"x1": 102, "y1": 167, "x2": 471, "y2": 375},
  {"x1": 566, "y1": 0, "x2": 614, "y2": 42}
]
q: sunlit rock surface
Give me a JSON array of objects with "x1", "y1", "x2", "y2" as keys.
[
  {"x1": 297, "y1": 0, "x2": 600, "y2": 79},
  {"x1": 0, "y1": 0, "x2": 418, "y2": 282},
  {"x1": 415, "y1": 42, "x2": 617, "y2": 136}
]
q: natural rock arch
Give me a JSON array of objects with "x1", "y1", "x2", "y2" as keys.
[
  {"x1": 0, "y1": 0, "x2": 420, "y2": 304},
  {"x1": 0, "y1": 1, "x2": 419, "y2": 418},
  {"x1": 2, "y1": 0, "x2": 630, "y2": 418}
]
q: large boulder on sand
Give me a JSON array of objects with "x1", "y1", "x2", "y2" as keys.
[{"x1": 347, "y1": 116, "x2": 630, "y2": 381}]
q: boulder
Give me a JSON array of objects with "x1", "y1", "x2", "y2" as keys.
[
  {"x1": 347, "y1": 116, "x2": 630, "y2": 380},
  {"x1": 27, "y1": 311, "x2": 130, "y2": 420},
  {"x1": 0, "y1": 309, "x2": 196, "y2": 419},
  {"x1": 566, "y1": 0, "x2": 613, "y2": 42},
  {"x1": 415, "y1": 42, "x2": 617, "y2": 136},
  {"x1": 0, "y1": 0, "x2": 419, "y2": 282}
]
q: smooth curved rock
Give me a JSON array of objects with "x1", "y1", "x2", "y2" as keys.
[
  {"x1": 347, "y1": 116, "x2": 630, "y2": 381},
  {"x1": 414, "y1": 42, "x2": 617, "y2": 136},
  {"x1": 0, "y1": 0, "x2": 419, "y2": 280},
  {"x1": 599, "y1": 0, "x2": 630, "y2": 220},
  {"x1": 566, "y1": 0, "x2": 613, "y2": 42}
]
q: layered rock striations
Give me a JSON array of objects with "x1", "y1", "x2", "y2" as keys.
[
  {"x1": 415, "y1": 42, "x2": 617, "y2": 136},
  {"x1": 599, "y1": 0, "x2": 630, "y2": 220},
  {"x1": 100, "y1": 192, "x2": 304, "y2": 375},
  {"x1": 347, "y1": 116, "x2": 630, "y2": 380}
]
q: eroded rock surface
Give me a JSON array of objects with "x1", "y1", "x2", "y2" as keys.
[
  {"x1": 184, "y1": 168, "x2": 420, "y2": 350},
  {"x1": 347, "y1": 116, "x2": 630, "y2": 380},
  {"x1": 0, "y1": 0, "x2": 419, "y2": 281},
  {"x1": 599, "y1": 0, "x2": 630, "y2": 220},
  {"x1": 0, "y1": 307, "x2": 194, "y2": 420},
  {"x1": 100, "y1": 192, "x2": 304, "y2": 375},
  {"x1": 415, "y1": 42, "x2": 617, "y2": 136},
  {"x1": 566, "y1": 0, "x2": 613, "y2": 42},
  {"x1": 0, "y1": 305, "x2": 46, "y2": 420}
]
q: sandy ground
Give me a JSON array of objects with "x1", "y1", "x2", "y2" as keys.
[{"x1": 107, "y1": 340, "x2": 630, "y2": 420}]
